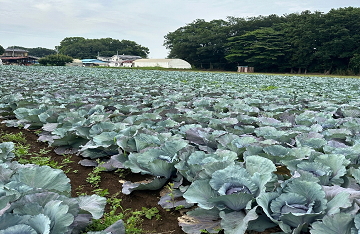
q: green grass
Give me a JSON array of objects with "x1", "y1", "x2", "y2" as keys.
[{"x1": 85, "y1": 195, "x2": 161, "y2": 234}]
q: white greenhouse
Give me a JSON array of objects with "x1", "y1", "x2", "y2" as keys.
[{"x1": 133, "y1": 59, "x2": 191, "y2": 69}]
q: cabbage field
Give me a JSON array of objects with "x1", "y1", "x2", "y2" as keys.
[{"x1": 1, "y1": 65, "x2": 360, "y2": 233}]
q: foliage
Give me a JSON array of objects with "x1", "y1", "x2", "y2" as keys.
[
  {"x1": 58, "y1": 37, "x2": 149, "y2": 59},
  {"x1": 38, "y1": 54, "x2": 74, "y2": 66},
  {"x1": 3, "y1": 66, "x2": 360, "y2": 233},
  {"x1": 165, "y1": 7, "x2": 360, "y2": 74},
  {"x1": 9, "y1": 46, "x2": 56, "y2": 57},
  {"x1": 226, "y1": 27, "x2": 288, "y2": 72},
  {"x1": 164, "y1": 19, "x2": 231, "y2": 69},
  {"x1": 0, "y1": 44, "x2": 4, "y2": 55},
  {"x1": 86, "y1": 195, "x2": 160, "y2": 234},
  {"x1": 0, "y1": 142, "x2": 108, "y2": 234}
]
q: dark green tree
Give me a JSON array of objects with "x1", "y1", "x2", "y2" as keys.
[
  {"x1": 227, "y1": 14, "x2": 285, "y2": 37},
  {"x1": 58, "y1": 37, "x2": 149, "y2": 59},
  {"x1": 280, "y1": 11, "x2": 325, "y2": 73},
  {"x1": 27, "y1": 47, "x2": 56, "y2": 57},
  {"x1": 0, "y1": 45, "x2": 4, "y2": 55},
  {"x1": 38, "y1": 54, "x2": 73, "y2": 66},
  {"x1": 5, "y1": 46, "x2": 56, "y2": 57},
  {"x1": 226, "y1": 27, "x2": 288, "y2": 72},
  {"x1": 350, "y1": 54, "x2": 360, "y2": 74},
  {"x1": 312, "y1": 7, "x2": 360, "y2": 74},
  {"x1": 164, "y1": 19, "x2": 231, "y2": 69}
]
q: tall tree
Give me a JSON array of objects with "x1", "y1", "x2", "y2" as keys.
[
  {"x1": 226, "y1": 27, "x2": 288, "y2": 72},
  {"x1": 280, "y1": 11, "x2": 325, "y2": 73},
  {"x1": 313, "y1": 7, "x2": 360, "y2": 73},
  {"x1": 58, "y1": 37, "x2": 149, "y2": 59},
  {"x1": 0, "y1": 45, "x2": 4, "y2": 55},
  {"x1": 164, "y1": 19, "x2": 231, "y2": 69}
]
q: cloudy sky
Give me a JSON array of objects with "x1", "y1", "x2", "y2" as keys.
[{"x1": 1, "y1": 0, "x2": 359, "y2": 58}]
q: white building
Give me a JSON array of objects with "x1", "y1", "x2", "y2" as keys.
[
  {"x1": 133, "y1": 59, "x2": 191, "y2": 69},
  {"x1": 98, "y1": 54, "x2": 142, "y2": 67}
]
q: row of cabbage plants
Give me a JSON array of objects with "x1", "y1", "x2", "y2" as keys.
[
  {"x1": 1, "y1": 66, "x2": 360, "y2": 233},
  {"x1": 0, "y1": 141, "x2": 125, "y2": 233}
]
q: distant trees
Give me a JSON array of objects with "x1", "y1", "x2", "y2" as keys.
[
  {"x1": 58, "y1": 37, "x2": 149, "y2": 59},
  {"x1": 164, "y1": 19, "x2": 231, "y2": 69},
  {"x1": 7, "y1": 46, "x2": 56, "y2": 57},
  {"x1": 28, "y1": 47, "x2": 56, "y2": 57},
  {"x1": 38, "y1": 54, "x2": 73, "y2": 66},
  {"x1": 164, "y1": 7, "x2": 360, "y2": 74},
  {"x1": 0, "y1": 45, "x2": 4, "y2": 55}
]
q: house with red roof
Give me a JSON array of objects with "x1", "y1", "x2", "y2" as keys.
[{"x1": 1, "y1": 48, "x2": 39, "y2": 65}]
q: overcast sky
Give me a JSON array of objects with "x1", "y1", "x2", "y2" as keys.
[{"x1": 1, "y1": 0, "x2": 359, "y2": 58}]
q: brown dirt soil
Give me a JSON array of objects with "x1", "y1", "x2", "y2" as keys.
[{"x1": 0, "y1": 123, "x2": 282, "y2": 234}]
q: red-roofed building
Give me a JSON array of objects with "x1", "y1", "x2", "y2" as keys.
[{"x1": 1, "y1": 48, "x2": 39, "y2": 65}]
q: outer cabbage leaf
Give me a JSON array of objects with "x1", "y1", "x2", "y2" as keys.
[
  {"x1": 217, "y1": 134, "x2": 258, "y2": 155},
  {"x1": 295, "y1": 132, "x2": 327, "y2": 150},
  {"x1": 175, "y1": 150, "x2": 237, "y2": 182},
  {"x1": 209, "y1": 193, "x2": 253, "y2": 211},
  {"x1": 27, "y1": 214, "x2": 51, "y2": 234},
  {"x1": 178, "y1": 208, "x2": 221, "y2": 234},
  {"x1": 0, "y1": 142, "x2": 15, "y2": 163},
  {"x1": 183, "y1": 179, "x2": 218, "y2": 210},
  {"x1": 257, "y1": 179, "x2": 328, "y2": 233},
  {"x1": 87, "y1": 220, "x2": 126, "y2": 234},
  {"x1": 219, "y1": 207, "x2": 259, "y2": 234},
  {"x1": 43, "y1": 200, "x2": 74, "y2": 233},
  {"x1": 76, "y1": 194, "x2": 107, "y2": 219},
  {"x1": 288, "y1": 154, "x2": 349, "y2": 186},
  {"x1": 209, "y1": 165, "x2": 258, "y2": 196},
  {"x1": 121, "y1": 177, "x2": 168, "y2": 195},
  {"x1": 158, "y1": 188, "x2": 194, "y2": 209},
  {"x1": 12, "y1": 165, "x2": 71, "y2": 194},
  {"x1": 310, "y1": 213, "x2": 354, "y2": 234},
  {"x1": 123, "y1": 140, "x2": 188, "y2": 178},
  {"x1": 0, "y1": 213, "x2": 30, "y2": 230},
  {"x1": 0, "y1": 224, "x2": 38, "y2": 234}
]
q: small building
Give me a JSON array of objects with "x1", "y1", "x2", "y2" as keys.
[
  {"x1": 237, "y1": 66, "x2": 254, "y2": 73},
  {"x1": 133, "y1": 59, "x2": 191, "y2": 69},
  {"x1": 98, "y1": 54, "x2": 142, "y2": 67},
  {"x1": 1, "y1": 48, "x2": 38, "y2": 65},
  {"x1": 67, "y1": 59, "x2": 83, "y2": 67},
  {"x1": 81, "y1": 59, "x2": 109, "y2": 67},
  {"x1": 121, "y1": 60, "x2": 134, "y2": 67},
  {"x1": 3, "y1": 48, "x2": 28, "y2": 57}
]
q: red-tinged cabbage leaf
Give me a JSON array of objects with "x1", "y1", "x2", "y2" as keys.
[
  {"x1": 178, "y1": 208, "x2": 222, "y2": 234},
  {"x1": 158, "y1": 188, "x2": 194, "y2": 209},
  {"x1": 219, "y1": 207, "x2": 259, "y2": 234},
  {"x1": 121, "y1": 177, "x2": 168, "y2": 195}
]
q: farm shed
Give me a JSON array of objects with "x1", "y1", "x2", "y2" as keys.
[
  {"x1": 133, "y1": 59, "x2": 191, "y2": 69},
  {"x1": 237, "y1": 66, "x2": 254, "y2": 73},
  {"x1": 81, "y1": 59, "x2": 109, "y2": 67}
]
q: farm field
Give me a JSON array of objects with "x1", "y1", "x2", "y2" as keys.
[{"x1": 1, "y1": 65, "x2": 360, "y2": 234}]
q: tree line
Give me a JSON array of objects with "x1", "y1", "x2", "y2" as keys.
[
  {"x1": 164, "y1": 7, "x2": 360, "y2": 74},
  {"x1": 57, "y1": 37, "x2": 149, "y2": 59},
  {"x1": 0, "y1": 37, "x2": 149, "y2": 60}
]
